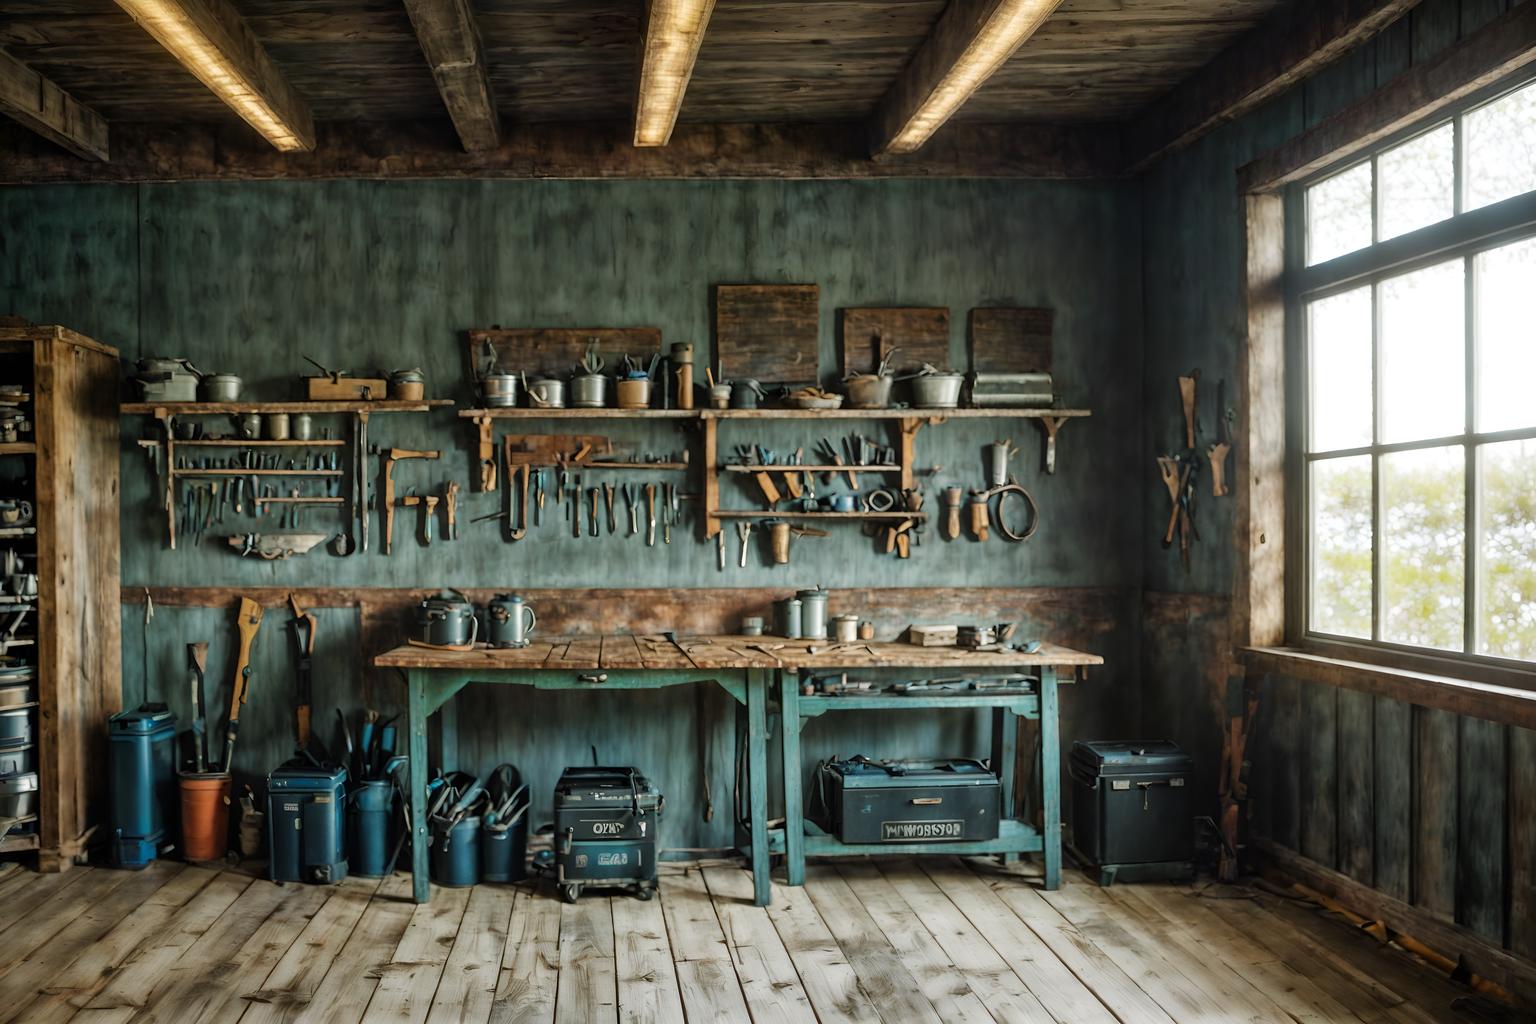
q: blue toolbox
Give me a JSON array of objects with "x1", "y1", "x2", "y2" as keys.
[
  {"x1": 553, "y1": 766, "x2": 662, "y2": 903},
  {"x1": 267, "y1": 758, "x2": 348, "y2": 884},
  {"x1": 817, "y1": 756, "x2": 1000, "y2": 844},
  {"x1": 107, "y1": 703, "x2": 178, "y2": 869},
  {"x1": 1068, "y1": 740, "x2": 1194, "y2": 885}
]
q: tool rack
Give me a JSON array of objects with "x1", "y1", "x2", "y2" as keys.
[
  {"x1": 457, "y1": 406, "x2": 1091, "y2": 539},
  {"x1": 122, "y1": 400, "x2": 452, "y2": 549}
]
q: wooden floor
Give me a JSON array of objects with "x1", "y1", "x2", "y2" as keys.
[{"x1": 0, "y1": 855, "x2": 1498, "y2": 1023}]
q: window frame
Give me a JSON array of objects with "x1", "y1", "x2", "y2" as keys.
[{"x1": 1285, "y1": 73, "x2": 1536, "y2": 684}]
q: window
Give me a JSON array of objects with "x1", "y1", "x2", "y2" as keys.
[{"x1": 1298, "y1": 78, "x2": 1536, "y2": 665}]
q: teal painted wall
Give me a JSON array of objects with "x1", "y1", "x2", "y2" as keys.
[{"x1": 1, "y1": 177, "x2": 1144, "y2": 849}]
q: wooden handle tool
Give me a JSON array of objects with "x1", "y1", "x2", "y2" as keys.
[
  {"x1": 222, "y1": 597, "x2": 264, "y2": 772},
  {"x1": 1178, "y1": 370, "x2": 1200, "y2": 449},
  {"x1": 445, "y1": 481, "x2": 460, "y2": 539},
  {"x1": 968, "y1": 494, "x2": 989, "y2": 542},
  {"x1": 1207, "y1": 442, "x2": 1230, "y2": 497},
  {"x1": 941, "y1": 487, "x2": 962, "y2": 541}
]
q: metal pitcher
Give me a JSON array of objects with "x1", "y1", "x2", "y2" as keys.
[{"x1": 487, "y1": 594, "x2": 537, "y2": 648}]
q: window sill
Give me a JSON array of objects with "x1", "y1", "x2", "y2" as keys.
[{"x1": 1240, "y1": 646, "x2": 1536, "y2": 729}]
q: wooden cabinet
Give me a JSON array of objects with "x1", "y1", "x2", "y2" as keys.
[{"x1": 0, "y1": 323, "x2": 122, "y2": 870}]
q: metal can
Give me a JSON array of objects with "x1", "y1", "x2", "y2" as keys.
[
  {"x1": 797, "y1": 588, "x2": 829, "y2": 640},
  {"x1": 774, "y1": 598, "x2": 803, "y2": 640},
  {"x1": 831, "y1": 614, "x2": 859, "y2": 643},
  {"x1": 265, "y1": 412, "x2": 290, "y2": 440},
  {"x1": 292, "y1": 413, "x2": 314, "y2": 441}
]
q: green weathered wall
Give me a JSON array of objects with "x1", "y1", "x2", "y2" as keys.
[
  {"x1": 1140, "y1": 0, "x2": 1536, "y2": 959},
  {"x1": 2, "y1": 176, "x2": 1144, "y2": 849}
]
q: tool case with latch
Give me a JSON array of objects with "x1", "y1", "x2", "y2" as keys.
[
  {"x1": 818, "y1": 756, "x2": 1000, "y2": 844},
  {"x1": 553, "y1": 766, "x2": 663, "y2": 903},
  {"x1": 267, "y1": 758, "x2": 349, "y2": 884},
  {"x1": 1068, "y1": 740, "x2": 1193, "y2": 884}
]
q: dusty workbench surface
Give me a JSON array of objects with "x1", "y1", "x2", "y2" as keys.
[{"x1": 374, "y1": 635, "x2": 1103, "y2": 671}]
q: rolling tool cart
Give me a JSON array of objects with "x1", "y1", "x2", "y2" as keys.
[
  {"x1": 1068, "y1": 740, "x2": 1194, "y2": 885},
  {"x1": 553, "y1": 766, "x2": 663, "y2": 903}
]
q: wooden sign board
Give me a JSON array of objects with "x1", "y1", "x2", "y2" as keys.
[
  {"x1": 839, "y1": 307, "x2": 951, "y2": 376},
  {"x1": 968, "y1": 308, "x2": 1053, "y2": 374},
  {"x1": 714, "y1": 284, "x2": 819, "y2": 385},
  {"x1": 467, "y1": 327, "x2": 663, "y2": 380}
]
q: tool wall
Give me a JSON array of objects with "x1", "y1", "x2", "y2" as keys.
[{"x1": 6, "y1": 177, "x2": 1144, "y2": 849}]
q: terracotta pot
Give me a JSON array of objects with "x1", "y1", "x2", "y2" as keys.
[{"x1": 179, "y1": 772, "x2": 231, "y2": 862}]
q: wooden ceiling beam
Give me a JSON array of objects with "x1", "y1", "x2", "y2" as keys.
[
  {"x1": 1123, "y1": 0, "x2": 1423, "y2": 172},
  {"x1": 110, "y1": 0, "x2": 315, "y2": 152},
  {"x1": 634, "y1": 0, "x2": 718, "y2": 147},
  {"x1": 0, "y1": 119, "x2": 1122, "y2": 184},
  {"x1": 400, "y1": 0, "x2": 499, "y2": 153},
  {"x1": 869, "y1": 0, "x2": 1067, "y2": 156},
  {"x1": 0, "y1": 47, "x2": 108, "y2": 161}
]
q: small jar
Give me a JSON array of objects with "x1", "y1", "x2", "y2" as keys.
[{"x1": 265, "y1": 412, "x2": 290, "y2": 441}]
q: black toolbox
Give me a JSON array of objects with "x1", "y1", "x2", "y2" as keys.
[
  {"x1": 1069, "y1": 740, "x2": 1193, "y2": 882},
  {"x1": 819, "y1": 756, "x2": 999, "y2": 844},
  {"x1": 553, "y1": 766, "x2": 663, "y2": 902}
]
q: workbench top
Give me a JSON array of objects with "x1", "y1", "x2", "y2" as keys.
[{"x1": 374, "y1": 635, "x2": 1103, "y2": 671}]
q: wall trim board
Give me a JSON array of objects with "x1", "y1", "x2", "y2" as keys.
[
  {"x1": 1243, "y1": 647, "x2": 1536, "y2": 731},
  {"x1": 1238, "y1": 2, "x2": 1536, "y2": 193},
  {"x1": 0, "y1": 119, "x2": 1124, "y2": 184},
  {"x1": 1256, "y1": 837, "x2": 1536, "y2": 1007}
]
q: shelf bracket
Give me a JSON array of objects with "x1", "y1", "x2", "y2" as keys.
[
  {"x1": 702, "y1": 417, "x2": 720, "y2": 539},
  {"x1": 474, "y1": 415, "x2": 497, "y2": 492},
  {"x1": 1038, "y1": 416, "x2": 1070, "y2": 474},
  {"x1": 898, "y1": 416, "x2": 943, "y2": 491}
]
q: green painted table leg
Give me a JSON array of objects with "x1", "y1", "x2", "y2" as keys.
[
  {"x1": 1040, "y1": 666, "x2": 1062, "y2": 890},
  {"x1": 779, "y1": 671, "x2": 805, "y2": 886},
  {"x1": 992, "y1": 707, "x2": 1019, "y2": 865},
  {"x1": 407, "y1": 669, "x2": 432, "y2": 903},
  {"x1": 746, "y1": 669, "x2": 771, "y2": 907}
]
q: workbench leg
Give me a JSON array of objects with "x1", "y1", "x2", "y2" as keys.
[
  {"x1": 747, "y1": 669, "x2": 771, "y2": 907},
  {"x1": 991, "y1": 707, "x2": 1019, "y2": 865},
  {"x1": 407, "y1": 670, "x2": 431, "y2": 904},
  {"x1": 779, "y1": 671, "x2": 805, "y2": 886},
  {"x1": 1040, "y1": 666, "x2": 1062, "y2": 890}
]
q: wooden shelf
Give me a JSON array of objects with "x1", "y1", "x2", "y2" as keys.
[
  {"x1": 724, "y1": 464, "x2": 899, "y2": 474},
  {"x1": 122, "y1": 400, "x2": 452, "y2": 415},
  {"x1": 0, "y1": 527, "x2": 36, "y2": 538},
  {"x1": 460, "y1": 407, "x2": 1089, "y2": 421},
  {"x1": 711, "y1": 509, "x2": 926, "y2": 521},
  {"x1": 0, "y1": 442, "x2": 35, "y2": 455},
  {"x1": 459, "y1": 408, "x2": 697, "y2": 420},
  {"x1": 172, "y1": 468, "x2": 342, "y2": 477},
  {"x1": 580, "y1": 461, "x2": 689, "y2": 471},
  {"x1": 0, "y1": 822, "x2": 38, "y2": 852},
  {"x1": 137, "y1": 438, "x2": 346, "y2": 448}
]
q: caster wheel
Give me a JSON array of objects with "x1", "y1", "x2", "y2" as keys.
[
  {"x1": 635, "y1": 884, "x2": 655, "y2": 901},
  {"x1": 560, "y1": 883, "x2": 581, "y2": 904}
]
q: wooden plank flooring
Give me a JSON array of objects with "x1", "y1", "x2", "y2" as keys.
[{"x1": 0, "y1": 857, "x2": 1497, "y2": 1023}]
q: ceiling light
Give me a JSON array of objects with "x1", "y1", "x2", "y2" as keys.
[
  {"x1": 634, "y1": 0, "x2": 716, "y2": 147},
  {"x1": 887, "y1": 0, "x2": 1060, "y2": 154},
  {"x1": 112, "y1": 0, "x2": 313, "y2": 152}
]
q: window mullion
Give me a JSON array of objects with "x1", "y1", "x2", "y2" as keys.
[
  {"x1": 1371, "y1": 279, "x2": 1383, "y2": 643},
  {"x1": 1464, "y1": 253, "x2": 1478, "y2": 655}
]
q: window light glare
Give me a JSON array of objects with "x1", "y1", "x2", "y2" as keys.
[{"x1": 634, "y1": 0, "x2": 715, "y2": 148}]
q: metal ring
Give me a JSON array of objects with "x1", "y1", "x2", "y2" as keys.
[
  {"x1": 865, "y1": 488, "x2": 896, "y2": 513},
  {"x1": 990, "y1": 484, "x2": 1039, "y2": 542}
]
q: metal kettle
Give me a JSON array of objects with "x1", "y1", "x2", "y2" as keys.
[{"x1": 487, "y1": 594, "x2": 537, "y2": 648}]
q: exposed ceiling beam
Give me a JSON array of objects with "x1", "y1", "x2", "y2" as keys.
[
  {"x1": 1240, "y1": 0, "x2": 1536, "y2": 193},
  {"x1": 110, "y1": 0, "x2": 315, "y2": 152},
  {"x1": 0, "y1": 47, "x2": 108, "y2": 161},
  {"x1": 0, "y1": 120, "x2": 1123, "y2": 184},
  {"x1": 869, "y1": 0, "x2": 1066, "y2": 156},
  {"x1": 400, "y1": 0, "x2": 499, "y2": 153},
  {"x1": 1124, "y1": 0, "x2": 1423, "y2": 172},
  {"x1": 634, "y1": 0, "x2": 717, "y2": 147}
]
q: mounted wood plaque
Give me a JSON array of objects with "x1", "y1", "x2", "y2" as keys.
[
  {"x1": 713, "y1": 284, "x2": 819, "y2": 385},
  {"x1": 839, "y1": 307, "x2": 951, "y2": 376},
  {"x1": 968, "y1": 308, "x2": 1053, "y2": 374},
  {"x1": 467, "y1": 327, "x2": 663, "y2": 379}
]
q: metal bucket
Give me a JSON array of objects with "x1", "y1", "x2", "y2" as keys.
[
  {"x1": 481, "y1": 820, "x2": 527, "y2": 883},
  {"x1": 349, "y1": 779, "x2": 397, "y2": 877},
  {"x1": 911, "y1": 373, "x2": 964, "y2": 409},
  {"x1": 570, "y1": 374, "x2": 608, "y2": 408},
  {"x1": 200, "y1": 374, "x2": 242, "y2": 402},
  {"x1": 845, "y1": 375, "x2": 893, "y2": 409},
  {"x1": 482, "y1": 373, "x2": 520, "y2": 408},
  {"x1": 615, "y1": 379, "x2": 652, "y2": 410},
  {"x1": 431, "y1": 815, "x2": 482, "y2": 887}
]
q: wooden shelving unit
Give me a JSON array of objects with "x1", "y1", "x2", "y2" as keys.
[
  {"x1": 460, "y1": 403, "x2": 1089, "y2": 540},
  {"x1": 125, "y1": 398, "x2": 453, "y2": 550}
]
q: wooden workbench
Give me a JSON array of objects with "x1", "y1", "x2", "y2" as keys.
[{"x1": 375, "y1": 635, "x2": 1101, "y2": 902}]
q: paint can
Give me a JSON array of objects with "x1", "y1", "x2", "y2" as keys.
[
  {"x1": 831, "y1": 614, "x2": 859, "y2": 643},
  {"x1": 570, "y1": 374, "x2": 609, "y2": 408}
]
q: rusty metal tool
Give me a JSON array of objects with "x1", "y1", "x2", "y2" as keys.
[
  {"x1": 588, "y1": 487, "x2": 599, "y2": 537},
  {"x1": 375, "y1": 446, "x2": 439, "y2": 554},
  {"x1": 604, "y1": 482, "x2": 617, "y2": 534},
  {"x1": 623, "y1": 483, "x2": 638, "y2": 536},
  {"x1": 645, "y1": 483, "x2": 657, "y2": 546},
  {"x1": 662, "y1": 483, "x2": 674, "y2": 543}
]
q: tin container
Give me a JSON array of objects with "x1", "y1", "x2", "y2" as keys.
[
  {"x1": 292, "y1": 413, "x2": 314, "y2": 441},
  {"x1": 831, "y1": 614, "x2": 859, "y2": 643},
  {"x1": 570, "y1": 374, "x2": 609, "y2": 408},
  {"x1": 265, "y1": 412, "x2": 290, "y2": 441},
  {"x1": 741, "y1": 616, "x2": 764, "y2": 637},
  {"x1": 486, "y1": 594, "x2": 537, "y2": 649},
  {"x1": 418, "y1": 590, "x2": 478, "y2": 647},
  {"x1": 0, "y1": 742, "x2": 33, "y2": 777},
  {"x1": 200, "y1": 373, "x2": 242, "y2": 402},
  {"x1": 527, "y1": 378, "x2": 566, "y2": 409},
  {"x1": 390, "y1": 368, "x2": 426, "y2": 401},
  {"x1": 730, "y1": 379, "x2": 762, "y2": 409},
  {"x1": 845, "y1": 374, "x2": 893, "y2": 409},
  {"x1": 237, "y1": 413, "x2": 262, "y2": 440},
  {"x1": 774, "y1": 598, "x2": 803, "y2": 639},
  {"x1": 911, "y1": 372, "x2": 965, "y2": 409},
  {"x1": 481, "y1": 373, "x2": 520, "y2": 408},
  {"x1": 615, "y1": 378, "x2": 652, "y2": 409},
  {"x1": 0, "y1": 707, "x2": 33, "y2": 748},
  {"x1": 135, "y1": 358, "x2": 201, "y2": 403},
  {"x1": 797, "y1": 588, "x2": 830, "y2": 640},
  {"x1": 710, "y1": 384, "x2": 732, "y2": 409},
  {"x1": 0, "y1": 771, "x2": 37, "y2": 823}
]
